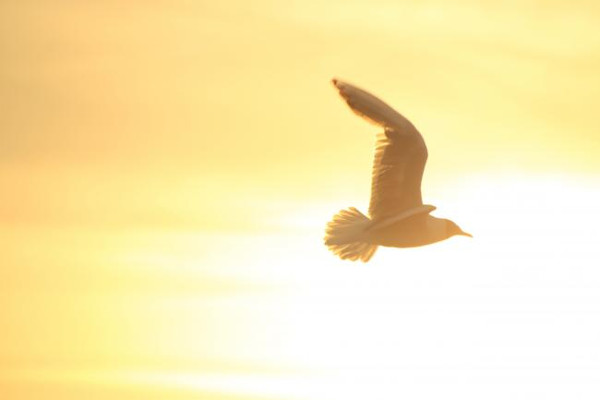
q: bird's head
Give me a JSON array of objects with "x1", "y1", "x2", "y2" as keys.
[{"x1": 445, "y1": 220, "x2": 472, "y2": 239}]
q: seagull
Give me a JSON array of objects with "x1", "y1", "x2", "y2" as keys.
[{"x1": 324, "y1": 78, "x2": 472, "y2": 262}]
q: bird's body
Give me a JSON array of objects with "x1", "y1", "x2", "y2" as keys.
[
  {"x1": 324, "y1": 78, "x2": 471, "y2": 262},
  {"x1": 365, "y1": 214, "x2": 453, "y2": 248}
]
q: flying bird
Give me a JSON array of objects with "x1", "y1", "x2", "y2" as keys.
[{"x1": 325, "y1": 79, "x2": 472, "y2": 262}]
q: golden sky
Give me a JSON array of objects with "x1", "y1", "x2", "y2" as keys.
[{"x1": 2, "y1": 0, "x2": 600, "y2": 399}]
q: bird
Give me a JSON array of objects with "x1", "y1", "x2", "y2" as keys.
[{"x1": 324, "y1": 78, "x2": 472, "y2": 262}]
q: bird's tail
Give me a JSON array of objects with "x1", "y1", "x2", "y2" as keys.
[{"x1": 324, "y1": 207, "x2": 378, "y2": 262}]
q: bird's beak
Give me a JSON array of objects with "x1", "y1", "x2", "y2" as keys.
[{"x1": 459, "y1": 230, "x2": 473, "y2": 238}]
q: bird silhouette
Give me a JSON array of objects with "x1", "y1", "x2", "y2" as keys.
[{"x1": 324, "y1": 78, "x2": 472, "y2": 262}]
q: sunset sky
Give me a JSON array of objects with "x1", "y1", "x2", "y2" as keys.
[{"x1": 2, "y1": 0, "x2": 600, "y2": 399}]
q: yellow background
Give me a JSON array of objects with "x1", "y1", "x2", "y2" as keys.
[{"x1": 2, "y1": 1, "x2": 600, "y2": 399}]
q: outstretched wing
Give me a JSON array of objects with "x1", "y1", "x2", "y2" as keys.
[
  {"x1": 369, "y1": 128, "x2": 428, "y2": 220},
  {"x1": 332, "y1": 78, "x2": 429, "y2": 221}
]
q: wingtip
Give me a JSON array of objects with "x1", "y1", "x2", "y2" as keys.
[
  {"x1": 331, "y1": 78, "x2": 349, "y2": 99},
  {"x1": 331, "y1": 77, "x2": 347, "y2": 89}
]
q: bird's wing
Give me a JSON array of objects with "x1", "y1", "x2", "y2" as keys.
[
  {"x1": 332, "y1": 78, "x2": 417, "y2": 132},
  {"x1": 369, "y1": 128, "x2": 428, "y2": 220},
  {"x1": 332, "y1": 79, "x2": 429, "y2": 221}
]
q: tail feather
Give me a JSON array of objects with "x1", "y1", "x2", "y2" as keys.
[{"x1": 324, "y1": 207, "x2": 378, "y2": 262}]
